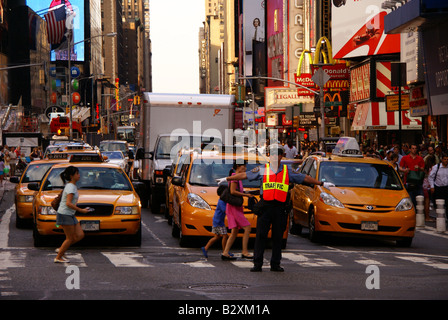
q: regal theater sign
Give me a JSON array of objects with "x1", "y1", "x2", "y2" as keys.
[{"x1": 265, "y1": 87, "x2": 314, "y2": 112}]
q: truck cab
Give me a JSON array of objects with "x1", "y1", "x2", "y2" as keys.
[{"x1": 146, "y1": 133, "x2": 222, "y2": 213}]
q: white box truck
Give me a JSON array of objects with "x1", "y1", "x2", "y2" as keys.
[{"x1": 134, "y1": 92, "x2": 235, "y2": 212}]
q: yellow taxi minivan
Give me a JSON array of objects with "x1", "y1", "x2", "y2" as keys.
[
  {"x1": 289, "y1": 137, "x2": 416, "y2": 247},
  {"x1": 169, "y1": 150, "x2": 289, "y2": 247},
  {"x1": 29, "y1": 157, "x2": 141, "y2": 246},
  {"x1": 12, "y1": 158, "x2": 69, "y2": 228}
]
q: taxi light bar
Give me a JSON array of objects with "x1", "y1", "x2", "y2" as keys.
[{"x1": 332, "y1": 137, "x2": 363, "y2": 158}]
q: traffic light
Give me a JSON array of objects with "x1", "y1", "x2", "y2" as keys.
[{"x1": 293, "y1": 116, "x2": 300, "y2": 128}]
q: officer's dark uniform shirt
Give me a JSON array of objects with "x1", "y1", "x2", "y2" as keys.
[{"x1": 246, "y1": 164, "x2": 306, "y2": 196}]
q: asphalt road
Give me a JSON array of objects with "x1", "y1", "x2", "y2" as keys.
[{"x1": 1, "y1": 182, "x2": 447, "y2": 308}]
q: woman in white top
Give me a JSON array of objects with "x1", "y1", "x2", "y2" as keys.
[{"x1": 55, "y1": 166, "x2": 89, "y2": 263}]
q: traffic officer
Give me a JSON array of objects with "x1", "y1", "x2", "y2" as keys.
[{"x1": 217, "y1": 144, "x2": 334, "y2": 272}]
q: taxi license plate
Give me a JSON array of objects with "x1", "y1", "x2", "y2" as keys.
[
  {"x1": 81, "y1": 221, "x2": 100, "y2": 232},
  {"x1": 361, "y1": 221, "x2": 378, "y2": 231}
]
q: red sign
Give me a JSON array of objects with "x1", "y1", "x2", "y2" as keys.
[
  {"x1": 311, "y1": 64, "x2": 349, "y2": 80},
  {"x1": 350, "y1": 63, "x2": 371, "y2": 103},
  {"x1": 294, "y1": 73, "x2": 315, "y2": 96}
]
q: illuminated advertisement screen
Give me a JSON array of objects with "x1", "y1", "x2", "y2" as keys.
[
  {"x1": 27, "y1": 0, "x2": 85, "y2": 62},
  {"x1": 266, "y1": 0, "x2": 284, "y2": 87},
  {"x1": 331, "y1": 0, "x2": 400, "y2": 59}
]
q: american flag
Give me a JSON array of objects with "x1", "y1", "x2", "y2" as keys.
[{"x1": 44, "y1": 5, "x2": 66, "y2": 45}]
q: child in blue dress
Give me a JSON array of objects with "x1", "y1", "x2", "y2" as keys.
[{"x1": 201, "y1": 185, "x2": 229, "y2": 259}]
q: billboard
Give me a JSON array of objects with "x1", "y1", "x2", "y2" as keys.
[
  {"x1": 266, "y1": 0, "x2": 284, "y2": 87},
  {"x1": 331, "y1": 0, "x2": 400, "y2": 59},
  {"x1": 243, "y1": 0, "x2": 265, "y2": 77},
  {"x1": 27, "y1": 0, "x2": 85, "y2": 62},
  {"x1": 422, "y1": 20, "x2": 448, "y2": 116}
]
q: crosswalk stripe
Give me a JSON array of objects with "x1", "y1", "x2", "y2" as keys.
[
  {"x1": 0, "y1": 251, "x2": 26, "y2": 270},
  {"x1": 101, "y1": 252, "x2": 153, "y2": 267},
  {"x1": 0, "y1": 249, "x2": 447, "y2": 271},
  {"x1": 282, "y1": 252, "x2": 341, "y2": 267},
  {"x1": 354, "y1": 259, "x2": 385, "y2": 266},
  {"x1": 48, "y1": 253, "x2": 87, "y2": 267},
  {"x1": 396, "y1": 255, "x2": 448, "y2": 270},
  {"x1": 182, "y1": 260, "x2": 215, "y2": 268}
]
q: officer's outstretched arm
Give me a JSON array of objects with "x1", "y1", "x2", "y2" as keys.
[{"x1": 216, "y1": 172, "x2": 247, "y2": 184}]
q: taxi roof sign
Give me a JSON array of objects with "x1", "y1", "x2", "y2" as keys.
[
  {"x1": 332, "y1": 137, "x2": 363, "y2": 157},
  {"x1": 47, "y1": 153, "x2": 69, "y2": 160}
]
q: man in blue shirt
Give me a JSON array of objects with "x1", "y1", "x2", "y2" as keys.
[{"x1": 217, "y1": 144, "x2": 333, "y2": 272}]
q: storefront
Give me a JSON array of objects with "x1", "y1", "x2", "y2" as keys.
[{"x1": 351, "y1": 101, "x2": 422, "y2": 146}]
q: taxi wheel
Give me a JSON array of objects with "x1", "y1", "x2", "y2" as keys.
[
  {"x1": 150, "y1": 193, "x2": 161, "y2": 214},
  {"x1": 33, "y1": 224, "x2": 50, "y2": 247},
  {"x1": 308, "y1": 208, "x2": 320, "y2": 243},
  {"x1": 127, "y1": 224, "x2": 142, "y2": 246},
  {"x1": 15, "y1": 212, "x2": 28, "y2": 229},
  {"x1": 171, "y1": 217, "x2": 180, "y2": 238},
  {"x1": 289, "y1": 207, "x2": 302, "y2": 235},
  {"x1": 396, "y1": 237, "x2": 413, "y2": 247}
]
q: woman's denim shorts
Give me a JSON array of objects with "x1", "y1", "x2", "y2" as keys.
[{"x1": 56, "y1": 213, "x2": 79, "y2": 226}]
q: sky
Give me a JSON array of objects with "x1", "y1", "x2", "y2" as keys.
[{"x1": 149, "y1": 1, "x2": 205, "y2": 94}]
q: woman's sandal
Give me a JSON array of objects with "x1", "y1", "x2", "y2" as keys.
[{"x1": 54, "y1": 257, "x2": 70, "y2": 263}]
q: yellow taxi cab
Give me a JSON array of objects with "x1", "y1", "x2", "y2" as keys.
[
  {"x1": 169, "y1": 150, "x2": 289, "y2": 247},
  {"x1": 289, "y1": 137, "x2": 416, "y2": 247},
  {"x1": 164, "y1": 149, "x2": 193, "y2": 225},
  {"x1": 29, "y1": 153, "x2": 141, "y2": 246},
  {"x1": 11, "y1": 158, "x2": 69, "y2": 228}
]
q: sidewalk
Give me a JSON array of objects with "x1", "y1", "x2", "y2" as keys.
[{"x1": 0, "y1": 180, "x2": 16, "y2": 214}]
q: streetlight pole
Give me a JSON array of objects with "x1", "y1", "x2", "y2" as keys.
[{"x1": 68, "y1": 32, "x2": 117, "y2": 140}]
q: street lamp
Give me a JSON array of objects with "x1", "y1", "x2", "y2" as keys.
[{"x1": 68, "y1": 32, "x2": 117, "y2": 140}]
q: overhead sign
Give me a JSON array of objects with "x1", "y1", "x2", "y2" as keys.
[
  {"x1": 350, "y1": 63, "x2": 371, "y2": 103},
  {"x1": 385, "y1": 94, "x2": 410, "y2": 112},
  {"x1": 331, "y1": 0, "x2": 400, "y2": 59},
  {"x1": 265, "y1": 87, "x2": 314, "y2": 112}
]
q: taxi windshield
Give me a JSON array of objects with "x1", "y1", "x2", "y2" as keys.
[
  {"x1": 102, "y1": 151, "x2": 124, "y2": 160},
  {"x1": 22, "y1": 163, "x2": 55, "y2": 183},
  {"x1": 189, "y1": 159, "x2": 262, "y2": 188},
  {"x1": 43, "y1": 167, "x2": 132, "y2": 191},
  {"x1": 319, "y1": 161, "x2": 403, "y2": 190}
]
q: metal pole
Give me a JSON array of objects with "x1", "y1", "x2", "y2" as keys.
[
  {"x1": 320, "y1": 84, "x2": 325, "y2": 139},
  {"x1": 398, "y1": 67, "x2": 402, "y2": 149},
  {"x1": 68, "y1": 31, "x2": 73, "y2": 140}
]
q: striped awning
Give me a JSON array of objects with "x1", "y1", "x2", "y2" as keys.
[{"x1": 351, "y1": 102, "x2": 422, "y2": 131}]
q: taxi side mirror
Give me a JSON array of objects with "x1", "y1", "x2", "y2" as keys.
[
  {"x1": 171, "y1": 176, "x2": 183, "y2": 187},
  {"x1": 28, "y1": 182, "x2": 40, "y2": 191},
  {"x1": 10, "y1": 176, "x2": 20, "y2": 183},
  {"x1": 163, "y1": 166, "x2": 172, "y2": 177}
]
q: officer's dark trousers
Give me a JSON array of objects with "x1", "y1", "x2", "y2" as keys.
[{"x1": 253, "y1": 201, "x2": 288, "y2": 268}]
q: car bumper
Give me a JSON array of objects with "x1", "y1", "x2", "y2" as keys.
[
  {"x1": 16, "y1": 202, "x2": 33, "y2": 220},
  {"x1": 314, "y1": 205, "x2": 416, "y2": 239},
  {"x1": 180, "y1": 203, "x2": 288, "y2": 239},
  {"x1": 35, "y1": 215, "x2": 141, "y2": 236}
]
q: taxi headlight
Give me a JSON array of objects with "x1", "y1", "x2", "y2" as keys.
[
  {"x1": 18, "y1": 195, "x2": 34, "y2": 203},
  {"x1": 319, "y1": 192, "x2": 344, "y2": 208},
  {"x1": 39, "y1": 206, "x2": 57, "y2": 215},
  {"x1": 115, "y1": 206, "x2": 139, "y2": 215},
  {"x1": 187, "y1": 193, "x2": 211, "y2": 210},
  {"x1": 395, "y1": 198, "x2": 413, "y2": 211}
]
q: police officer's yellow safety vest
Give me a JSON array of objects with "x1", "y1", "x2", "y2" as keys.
[{"x1": 262, "y1": 164, "x2": 289, "y2": 202}]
